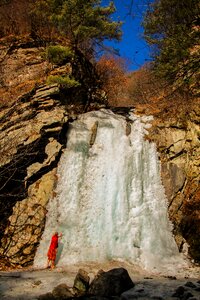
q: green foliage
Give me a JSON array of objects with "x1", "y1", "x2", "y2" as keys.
[
  {"x1": 34, "y1": 0, "x2": 123, "y2": 105},
  {"x1": 46, "y1": 45, "x2": 74, "y2": 64},
  {"x1": 47, "y1": 0, "x2": 122, "y2": 50},
  {"x1": 47, "y1": 75, "x2": 80, "y2": 87},
  {"x1": 143, "y1": 0, "x2": 200, "y2": 95}
]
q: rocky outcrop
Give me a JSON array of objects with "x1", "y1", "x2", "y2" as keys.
[
  {"x1": 0, "y1": 83, "x2": 69, "y2": 266},
  {"x1": 147, "y1": 103, "x2": 200, "y2": 261},
  {"x1": 0, "y1": 36, "x2": 51, "y2": 106},
  {"x1": 0, "y1": 36, "x2": 199, "y2": 267}
]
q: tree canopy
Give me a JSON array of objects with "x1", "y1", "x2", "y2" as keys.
[
  {"x1": 48, "y1": 0, "x2": 122, "y2": 51},
  {"x1": 0, "y1": 0, "x2": 122, "y2": 54},
  {"x1": 143, "y1": 0, "x2": 200, "y2": 96}
]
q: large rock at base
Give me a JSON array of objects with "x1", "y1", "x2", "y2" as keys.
[
  {"x1": 73, "y1": 268, "x2": 90, "y2": 296},
  {"x1": 38, "y1": 292, "x2": 55, "y2": 300},
  {"x1": 52, "y1": 283, "x2": 74, "y2": 299},
  {"x1": 38, "y1": 284, "x2": 74, "y2": 300},
  {"x1": 88, "y1": 268, "x2": 134, "y2": 297}
]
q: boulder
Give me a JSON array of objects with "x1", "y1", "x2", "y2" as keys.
[
  {"x1": 73, "y1": 268, "x2": 90, "y2": 296},
  {"x1": 172, "y1": 285, "x2": 186, "y2": 297},
  {"x1": 88, "y1": 268, "x2": 134, "y2": 297},
  {"x1": 52, "y1": 283, "x2": 74, "y2": 299},
  {"x1": 38, "y1": 292, "x2": 55, "y2": 300}
]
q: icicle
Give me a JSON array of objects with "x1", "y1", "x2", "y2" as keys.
[{"x1": 34, "y1": 109, "x2": 186, "y2": 272}]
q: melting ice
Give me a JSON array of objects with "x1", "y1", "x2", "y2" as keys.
[{"x1": 34, "y1": 109, "x2": 185, "y2": 272}]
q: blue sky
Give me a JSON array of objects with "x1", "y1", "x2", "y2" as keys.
[{"x1": 102, "y1": 0, "x2": 151, "y2": 71}]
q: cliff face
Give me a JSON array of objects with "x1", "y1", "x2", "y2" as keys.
[
  {"x1": 0, "y1": 37, "x2": 199, "y2": 267},
  {"x1": 147, "y1": 106, "x2": 200, "y2": 261},
  {"x1": 0, "y1": 83, "x2": 69, "y2": 266},
  {"x1": 0, "y1": 36, "x2": 51, "y2": 106}
]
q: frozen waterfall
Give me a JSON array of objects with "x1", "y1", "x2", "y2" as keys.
[{"x1": 34, "y1": 109, "x2": 185, "y2": 272}]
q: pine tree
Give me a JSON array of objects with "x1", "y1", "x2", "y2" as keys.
[
  {"x1": 32, "y1": 0, "x2": 123, "y2": 105},
  {"x1": 47, "y1": 0, "x2": 122, "y2": 52},
  {"x1": 143, "y1": 0, "x2": 200, "y2": 96}
]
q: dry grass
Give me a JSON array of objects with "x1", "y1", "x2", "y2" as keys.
[{"x1": 0, "y1": 80, "x2": 40, "y2": 109}]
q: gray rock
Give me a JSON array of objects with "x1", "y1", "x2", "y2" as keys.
[
  {"x1": 172, "y1": 286, "x2": 186, "y2": 297},
  {"x1": 88, "y1": 268, "x2": 134, "y2": 297},
  {"x1": 73, "y1": 268, "x2": 90, "y2": 295},
  {"x1": 38, "y1": 292, "x2": 55, "y2": 300},
  {"x1": 184, "y1": 282, "x2": 197, "y2": 289},
  {"x1": 182, "y1": 291, "x2": 194, "y2": 300},
  {"x1": 52, "y1": 283, "x2": 74, "y2": 299}
]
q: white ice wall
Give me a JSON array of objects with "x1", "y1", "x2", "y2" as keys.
[{"x1": 34, "y1": 109, "x2": 185, "y2": 272}]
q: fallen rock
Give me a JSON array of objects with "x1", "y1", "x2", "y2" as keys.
[
  {"x1": 73, "y1": 268, "x2": 90, "y2": 296},
  {"x1": 52, "y1": 283, "x2": 74, "y2": 299},
  {"x1": 182, "y1": 291, "x2": 194, "y2": 300},
  {"x1": 38, "y1": 292, "x2": 55, "y2": 300},
  {"x1": 172, "y1": 286, "x2": 186, "y2": 297},
  {"x1": 184, "y1": 281, "x2": 197, "y2": 289},
  {"x1": 88, "y1": 268, "x2": 134, "y2": 297}
]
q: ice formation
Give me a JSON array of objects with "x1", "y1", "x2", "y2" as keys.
[{"x1": 34, "y1": 109, "x2": 185, "y2": 272}]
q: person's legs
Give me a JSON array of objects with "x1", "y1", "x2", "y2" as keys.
[
  {"x1": 51, "y1": 260, "x2": 55, "y2": 269},
  {"x1": 47, "y1": 259, "x2": 51, "y2": 268},
  {"x1": 50, "y1": 249, "x2": 57, "y2": 269}
]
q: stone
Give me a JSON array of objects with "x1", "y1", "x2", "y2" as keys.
[
  {"x1": 38, "y1": 292, "x2": 55, "y2": 300},
  {"x1": 73, "y1": 268, "x2": 90, "y2": 295},
  {"x1": 0, "y1": 168, "x2": 58, "y2": 265},
  {"x1": 88, "y1": 268, "x2": 134, "y2": 297},
  {"x1": 161, "y1": 162, "x2": 186, "y2": 201},
  {"x1": 121, "y1": 285, "x2": 148, "y2": 300},
  {"x1": 89, "y1": 121, "x2": 98, "y2": 146},
  {"x1": 184, "y1": 282, "x2": 197, "y2": 289},
  {"x1": 157, "y1": 127, "x2": 186, "y2": 156},
  {"x1": 52, "y1": 283, "x2": 74, "y2": 299},
  {"x1": 33, "y1": 280, "x2": 42, "y2": 286},
  {"x1": 172, "y1": 286, "x2": 186, "y2": 297},
  {"x1": 80, "y1": 297, "x2": 110, "y2": 300},
  {"x1": 182, "y1": 291, "x2": 194, "y2": 300},
  {"x1": 26, "y1": 139, "x2": 62, "y2": 180}
]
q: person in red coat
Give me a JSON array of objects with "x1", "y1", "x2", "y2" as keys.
[{"x1": 47, "y1": 232, "x2": 62, "y2": 269}]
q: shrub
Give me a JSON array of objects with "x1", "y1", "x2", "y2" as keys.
[
  {"x1": 45, "y1": 45, "x2": 74, "y2": 65},
  {"x1": 96, "y1": 55, "x2": 129, "y2": 106},
  {"x1": 46, "y1": 75, "x2": 80, "y2": 88}
]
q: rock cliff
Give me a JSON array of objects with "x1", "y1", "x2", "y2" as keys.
[
  {"x1": 0, "y1": 37, "x2": 199, "y2": 268},
  {"x1": 146, "y1": 105, "x2": 200, "y2": 261},
  {"x1": 0, "y1": 83, "x2": 69, "y2": 266}
]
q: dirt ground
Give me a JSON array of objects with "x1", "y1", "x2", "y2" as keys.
[{"x1": 0, "y1": 261, "x2": 200, "y2": 300}]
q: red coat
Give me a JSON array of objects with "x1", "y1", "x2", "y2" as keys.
[
  {"x1": 49, "y1": 234, "x2": 58, "y2": 250},
  {"x1": 47, "y1": 234, "x2": 58, "y2": 261}
]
